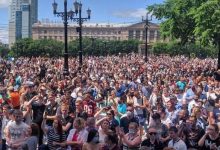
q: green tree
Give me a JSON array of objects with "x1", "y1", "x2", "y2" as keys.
[
  {"x1": 0, "y1": 45, "x2": 9, "y2": 58},
  {"x1": 11, "y1": 38, "x2": 63, "y2": 57},
  {"x1": 148, "y1": 0, "x2": 206, "y2": 45},
  {"x1": 192, "y1": 0, "x2": 220, "y2": 68}
]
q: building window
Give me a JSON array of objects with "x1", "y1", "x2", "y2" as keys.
[
  {"x1": 118, "y1": 31, "x2": 121, "y2": 34},
  {"x1": 157, "y1": 30, "x2": 160, "y2": 41},
  {"x1": 44, "y1": 36, "x2": 47, "y2": 39},
  {"x1": 150, "y1": 30, "x2": 155, "y2": 41},
  {"x1": 136, "y1": 30, "x2": 140, "y2": 40},
  {"x1": 44, "y1": 30, "x2": 47, "y2": 34},
  {"x1": 143, "y1": 30, "x2": 146, "y2": 40},
  {"x1": 128, "y1": 30, "x2": 134, "y2": 39},
  {"x1": 54, "y1": 36, "x2": 57, "y2": 40}
]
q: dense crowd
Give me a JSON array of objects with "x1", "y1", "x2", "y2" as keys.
[{"x1": 0, "y1": 54, "x2": 219, "y2": 150}]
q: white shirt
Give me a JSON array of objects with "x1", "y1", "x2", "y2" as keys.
[
  {"x1": 6, "y1": 121, "x2": 29, "y2": 147},
  {"x1": 67, "y1": 128, "x2": 88, "y2": 150},
  {"x1": 168, "y1": 138, "x2": 187, "y2": 150}
]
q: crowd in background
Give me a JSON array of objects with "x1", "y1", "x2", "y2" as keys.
[{"x1": 0, "y1": 54, "x2": 219, "y2": 150}]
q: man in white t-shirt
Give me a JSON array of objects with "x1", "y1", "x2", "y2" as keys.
[
  {"x1": 168, "y1": 126, "x2": 187, "y2": 150},
  {"x1": 5, "y1": 109, "x2": 30, "y2": 150}
]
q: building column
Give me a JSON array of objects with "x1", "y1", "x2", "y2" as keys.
[
  {"x1": 147, "y1": 30, "x2": 150, "y2": 43},
  {"x1": 133, "y1": 30, "x2": 136, "y2": 39},
  {"x1": 140, "y1": 30, "x2": 143, "y2": 41},
  {"x1": 154, "y1": 30, "x2": 157, "y2": 42}
]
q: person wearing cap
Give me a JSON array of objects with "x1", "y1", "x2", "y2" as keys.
[
  {"x1": 141, "y1": 127, "x2": 164, "y2": 149},
  {"x1": 150, "y1": 113, "x2": 169, "y2": 144}
]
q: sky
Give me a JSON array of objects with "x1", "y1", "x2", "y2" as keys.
[{"x1": 0, "y1": 0, "x2": 164, "y2": 44}]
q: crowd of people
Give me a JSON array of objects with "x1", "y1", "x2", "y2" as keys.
[{"x1": 0, "y1": 54, "x2": 219, "y2": 150}]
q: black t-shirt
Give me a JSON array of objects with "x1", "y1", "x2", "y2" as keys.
[
  {"x1": 32, "y1": 102, "x2": 45, "y2": 124},
  {"x1": 61, "y1": 115, "x2": 73, "y2": 134},
  {"x1": 76, "y1": 111, "x2": 88, "y2": 121},
  {"x1": 120, "y1": 116, "x2": 139, "y2": 134},
  {"x1": 141, "y1": 139, "x2": 164, "y2": 150},
  {"x1": 109, "y1": 118, "x2": 119, "y2": 133},
  {"x1": 45, "y1": 103, "x2": 58, "y2": 126},
  {"x1": 201, "y1": 134, "x2": 220, "y2": 150},
  {"x1": 186, "y1": 126, "x2": 205, "y2": 149}
]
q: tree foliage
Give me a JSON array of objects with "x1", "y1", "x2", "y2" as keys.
[
  {"x1": 10, "y1": 38, "x2": 139, "y2": 57},
  {"x1": 148, "y1": 0, "x2": 220, "y2": 46},
  {"x1": 192, "y1": 0, "x2": 220, "y2": 45},
  {"x1": 152, "y1": 41, "x2": 218, "y2": 58},
  {"x1": 0, "y1": 45, "x2": 9, "y2": 58},
  {"x1": 148, "y1": 0, "x2": 199, "y2": 44},
  {"x1": 11, "y1": 38, "x2": 64, "y2": 57},
  {"x1": 148, "y1": 0, "x2": 220, "y2": 68}
]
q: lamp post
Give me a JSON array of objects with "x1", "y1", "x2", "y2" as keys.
[
  {"x1": 52, "y1": 0, "x2": 91, "y2": 75},
  {"x1": 142, "y1": 12, "x2": 152, "y2": 62},
  {"x1": 70, "y1": 2, "x2": 91, "y2": 73}
]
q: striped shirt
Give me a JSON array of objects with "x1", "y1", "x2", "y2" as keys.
[{"x1": 48, "y1": 127, "x2": 66, "y2": 150}]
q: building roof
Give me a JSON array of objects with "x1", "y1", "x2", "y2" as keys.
[
  {"x1": 33, "y1": 22, "x2": 131, "y2": 28},
  {"x1": 127, "y1": 21, "x2": 159, "y2": 28}
]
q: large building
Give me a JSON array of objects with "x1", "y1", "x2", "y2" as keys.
[
  {"x1": 9, "y1": 0, "x2": 38, "y2": 47},
  {"x1": 32, "y1": 21, "x2": 161, "y2": 43}
]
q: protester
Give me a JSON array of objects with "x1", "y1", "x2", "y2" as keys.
[
  {"x1": 168, "y1": 126, "x2": 187, "y2": 150},
  {"x1": 119, "y1": 122, "x2": 141, "y2": 150},
  {"x1": 66, "y1": 117, "x2": 88, "y2": 150},
  {"x1": 141, "y1": 127, "x2": 165, "y2": 149},
  {"x1": 82, "y1": 129, "x2": 101, "y2": 150},
  {"x1": 41, "y1": 116, "x2": 66, "y2": 150},
  {"x1": 0, "y1": 54, "x2": 218, "y2": 150},
  {"x1": 198, "y1": 124, "x2": 220, "y2": 149},
  {"x1": 5, "y1": 109, "x2": 29, "y2": 150}
]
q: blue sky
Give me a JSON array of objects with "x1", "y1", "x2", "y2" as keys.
[{"x1": 0, "y1": 0, "x2": 164, "y2": 44}]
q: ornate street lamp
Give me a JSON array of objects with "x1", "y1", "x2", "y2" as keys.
[
  {"x1": 70, "y1": 2, "x2": 91, "y2": 73},
  {"x1": 142, "y1": 12, "x2": 152, "y2": 62},
  {"x1": 52, "y1": 0, "x2": 91, "y2": 76}
]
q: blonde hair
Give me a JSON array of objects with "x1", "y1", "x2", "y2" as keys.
[{"x1": 74, "y1": 118, "x2": 85, "y2": 130}]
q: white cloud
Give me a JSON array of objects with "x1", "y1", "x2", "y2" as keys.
[
  {"x1": 0, "y1": 0, "x2": 9, "y2": 8},
  {"x1": 0, "y1": 29, "x2": 8, "y2": 44},
  {"x1": 112, "y1": 8, "x2": 148, "y2": 19}
]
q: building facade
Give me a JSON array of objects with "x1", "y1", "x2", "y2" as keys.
[
  {"x1": 32, "y1": 21, "x2": 161, "y2": 43},
  {"x1": 9, "y1": 0, "x2": 38, "y2": 47}
]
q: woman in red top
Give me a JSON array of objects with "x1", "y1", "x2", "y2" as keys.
[{"x1": 66, "y1": 118, "x2": 89, "y2": 150}]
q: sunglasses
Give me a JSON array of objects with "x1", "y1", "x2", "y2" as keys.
[
  {"x1": 107, "y1": 113, "x2": 112, "y2": 116},
  {"x1": 149, "y1": 132, "x2": 157, "y2": 135}
]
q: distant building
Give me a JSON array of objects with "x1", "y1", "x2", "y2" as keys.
[
  {"x1": 0, "y1": 42, "x2": 9, "y2": 48},
  {"x1": 32, "y1": 21, "x2": 162, "y2": 43},
  {"x1": 9, "y1": 0, "x2": 38, "y2": 47}
]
